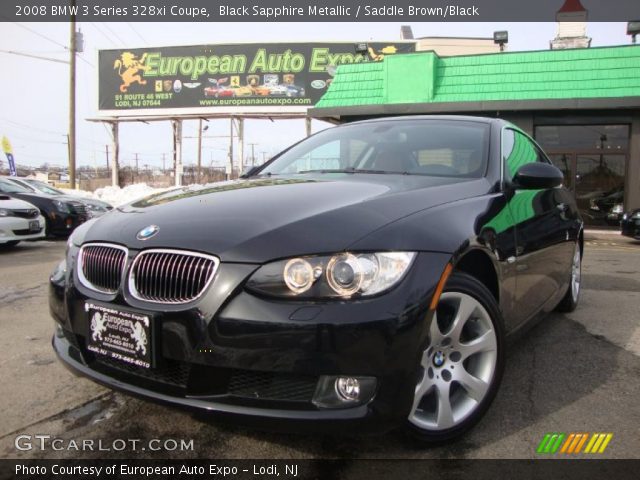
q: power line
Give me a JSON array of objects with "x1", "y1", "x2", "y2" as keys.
[
  {"x1": 0, "y1": 118, "x2": 66, "y2": 136},
  {"x1": 90, "y1": 22, "x2": 112, "y2": 43},
  {"x1": 13, "y1": 22, "x2": 68, "y2": 50},
  {"x1": 101, "y1": 23, "x2": 127, "y2": 45},
  {"x1": 0, "y1": 49, "x2": 69, "y2": 64},
  {"x1": 126, "y1": 22, "x2": 149, "y2": 46}
]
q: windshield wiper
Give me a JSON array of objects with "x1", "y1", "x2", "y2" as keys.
[{"x1": 297, "y1": 168, "x2": 393, "y2": 175}]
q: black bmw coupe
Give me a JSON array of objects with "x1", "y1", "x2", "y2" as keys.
[{"x1": 50, "y1": 116, "x2": 583, "y2": 442}]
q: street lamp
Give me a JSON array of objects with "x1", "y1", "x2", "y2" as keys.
[
  {"x1": 355, "y1": 42, "x2": 368, "y2": 60},
  {"x1": 627, "y1": 21, "x2": 640, "y2": 44},
  {"x1": 493, "y1": 31, "x2": 508, "y2": 52}
]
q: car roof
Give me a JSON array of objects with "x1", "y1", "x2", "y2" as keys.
[{"x1": 347, "y1": 115, "x2": 509, "y2": 127}]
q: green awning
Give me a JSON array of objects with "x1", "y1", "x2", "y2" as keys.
[{"x1": 310, "y1": 45, "x2": 640, "y2": 120}]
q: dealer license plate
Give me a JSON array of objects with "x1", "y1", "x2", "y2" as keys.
[{"x1": 85, "y1": 302, "x2": 152, "y2": 369}]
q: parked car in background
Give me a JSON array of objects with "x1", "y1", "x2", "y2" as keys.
[
  {"x1": 4, "y1": 177, "x2": 113, "y2": 217},
  {"x1": 621, "y1": 209, "x2": 640, "y2": 240},
  {"x1": 588, "y1": 186, "x2": 624, "y2": 226},
  {"x1": 0, "y1": 177, "x2": 88, "y2": 237},
  {"x1": 0, "y1": 194, "x2": 45, "y2": 247},
  {"x1": 50, "y1": 116, "x2": 583, "y2": 442}
]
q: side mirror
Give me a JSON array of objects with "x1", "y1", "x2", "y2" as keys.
[
  {"x1": 239, "y1": 165, "x2": 261, "y2": 179},
  {"x1": 512, "y1": 163, "x2": 563, "y2": 190}
]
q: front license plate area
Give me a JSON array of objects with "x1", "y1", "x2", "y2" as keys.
[
  {"x1": 85, "y1": 302, "x2": 152, "y2": 369},
  {"x1": 29, "y1": 220, "x2": 39, "y2": 232}
]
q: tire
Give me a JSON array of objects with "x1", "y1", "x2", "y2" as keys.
[
  {"x1": 555, "y1": 241, "x2": 581, "y2": 313},
  {"x1": 406, "y1": 271, "x2": 505, "y2": 443}
]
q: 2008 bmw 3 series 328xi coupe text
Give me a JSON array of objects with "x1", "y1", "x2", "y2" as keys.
[{"x1": 50, "y1": 116, "x2": 583, "y2": 442}]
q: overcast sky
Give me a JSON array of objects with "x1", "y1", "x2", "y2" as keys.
[{"x1": 0, "y1": 21, "x2": 631, "y2": 171}]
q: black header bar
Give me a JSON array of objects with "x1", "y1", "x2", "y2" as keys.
[{"x1": 3, "y1": 0, "x2": 640, "y2": 22}]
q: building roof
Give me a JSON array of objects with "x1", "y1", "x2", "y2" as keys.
[
  {"x1": 310, "y1": 45, "x2": 640, "y2": 121},
  {"x1": 558, "y1": 0, "x2": 586, "y2": 13}
]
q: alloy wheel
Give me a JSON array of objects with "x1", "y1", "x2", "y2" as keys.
[
  {"x1": 571, "y1": 246, "x2": 581, "y2": 302},
  {"x1": 408, "y1": 292, "x2": 498, "y2": 431}
]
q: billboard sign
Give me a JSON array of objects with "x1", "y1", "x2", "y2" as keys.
[{"x1": 98, "y1": 42, "x2": 415, "y2": 115}]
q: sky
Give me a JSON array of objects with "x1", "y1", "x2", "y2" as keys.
[{"x1": 0, "y1": 20, "x2": 632, "y2": 172}]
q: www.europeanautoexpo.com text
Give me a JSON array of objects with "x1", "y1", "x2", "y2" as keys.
[{"x1": 16, "y1": 3, "x2": 479, "y2": 20}]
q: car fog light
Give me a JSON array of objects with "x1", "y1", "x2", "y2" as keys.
[
  {"x1": 283, "y1": 258, "x2": 315, "y2": 294},
  {"x1": 336, "y1": 377, "x2": 360, "y2": 401},
  {"x1": 312, "y1": 375, "x2": 377, "y2": 409}
]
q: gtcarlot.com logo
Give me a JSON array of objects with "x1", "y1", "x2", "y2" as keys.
[{"x1": 536, "y1": 432, "x2": 613, "y2": 454}]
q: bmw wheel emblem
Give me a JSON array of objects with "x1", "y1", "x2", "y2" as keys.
[
  {"x1": 433, "y1": 351, "x2": 445, "y2": 367},
  {"x1": 137, "y1": 225, "x2": 159, "y2": 240}
]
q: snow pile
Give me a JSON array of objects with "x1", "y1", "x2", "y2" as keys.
[{"x1": 61, "y1": 183, "x2": 171, "y2": 207}]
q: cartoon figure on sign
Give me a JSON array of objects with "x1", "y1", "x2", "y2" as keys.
[
  {"x1": 113, "y1": 52, "x2": 149, "y2": 92},
  {"x1": 91, "y1": 312, "x2": 107, "y2": 342},
  {"x1": 131, "y1": 321, "x2": 148, "y2": 356},
  {"x1": 367, "y1": 45, "x2": 398, "y2": 61}
]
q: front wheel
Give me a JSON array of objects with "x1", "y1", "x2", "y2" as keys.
[{"x1": 406, "y1": 272, "x2": 505, "y2": 443}]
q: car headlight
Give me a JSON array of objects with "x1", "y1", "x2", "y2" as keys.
[
  {"x1": 53, "y1": 200, "x2": 71, "y2": 213},
  {"x1": 611, "y1": 203, "x2": 624, "y2": 215},
  {"x1": 0, "y1": 208, "x2": 12, "y2": 217},
  {"x1": 247, "y1": 252, "x2": 416, "y2": 298},
  {"x1": 634, "y1": 211, "x2": 640, "y2": 219}
]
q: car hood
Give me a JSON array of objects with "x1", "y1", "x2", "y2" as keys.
[
  {"x1": 0, "y1": 195, "x2": 41, "y2": 210},
  {"x1": 83, "y1": 175, "x2": 491, "y2": 263}
]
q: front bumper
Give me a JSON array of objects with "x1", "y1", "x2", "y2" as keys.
[
  {"x1": 48, "y1": 212, "x2": 87, "y2": 236},
  {"x1": 50, "y1": 251, "x2": 450, "y2": 432},
  {"x1": 621, "y1": 216, "x2": 640, "y2": 239},
  {"x1": 0, "y1": 215, "x2": 45, "y2": 243}
]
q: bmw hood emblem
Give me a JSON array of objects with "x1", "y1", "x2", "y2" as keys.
[{"x1": 136, "y1": 225, "x2": 159, "y2": 240}]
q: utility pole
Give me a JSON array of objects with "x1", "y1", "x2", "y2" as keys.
[
  {"x1": 105, "y1": 145, "x2": 109, "y2": 170},
  {"x1": 134, "y1": 153, "x2": 139, "y2": 173},
  {"x1": 162, "y1": 153, "x2": 166, "y2": 173},
  {"x1": 197, "y1": 118, "x2": 203, "y2": 182},
  {"x1": 229, "y1": 118, "x2": 234, "y2": 179},
  {"x1": 68, "y1": 3, "x2": 76, "y2": 189}
]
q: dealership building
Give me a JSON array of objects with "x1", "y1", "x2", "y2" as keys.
[{"x1": 310, "y1": 38, "x2": 640, "y2": 227}]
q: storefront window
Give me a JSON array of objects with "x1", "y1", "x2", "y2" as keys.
[
  {"x1": 535, "y1": 125, "x2": 629, "y2": 152},
  {"x1": 535, "y1": 124, "x2": 630, "y2": 227}
]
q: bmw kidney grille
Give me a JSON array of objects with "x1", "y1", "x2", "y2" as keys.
[{"x1": 78, "y1": 245, "x2": 218, "y2": 303}]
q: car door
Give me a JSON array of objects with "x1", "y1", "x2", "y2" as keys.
[{"x1": 502, "y1": 128, "x2": 574, "y2": 326}]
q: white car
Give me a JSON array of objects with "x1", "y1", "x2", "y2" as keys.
[{"x1": 0, "y1": 195, "x2": 46, "y2": 247}]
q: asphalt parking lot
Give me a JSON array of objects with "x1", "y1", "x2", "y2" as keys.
[{"x1": 0, "y1": 234, "x2": 639, "y2": 460}]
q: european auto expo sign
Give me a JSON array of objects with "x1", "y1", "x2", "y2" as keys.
[{"x1": 98, "y1": 42, "x2": 415, "y2": 113}]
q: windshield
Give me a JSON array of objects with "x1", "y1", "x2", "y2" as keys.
[
  {"x1": 260, "y1": 119, "x2": 490, "y2": 178},
  {"x1": 0, "y1": 178, "x2": 31, "y2": 194},
  {"x1": 25, "y1": 180, "x2": 64, "y2": 195}
]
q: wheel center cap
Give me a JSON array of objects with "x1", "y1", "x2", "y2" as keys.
[{"x1": 433, "y1": 351, "x2": 446, "y2": 367}]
